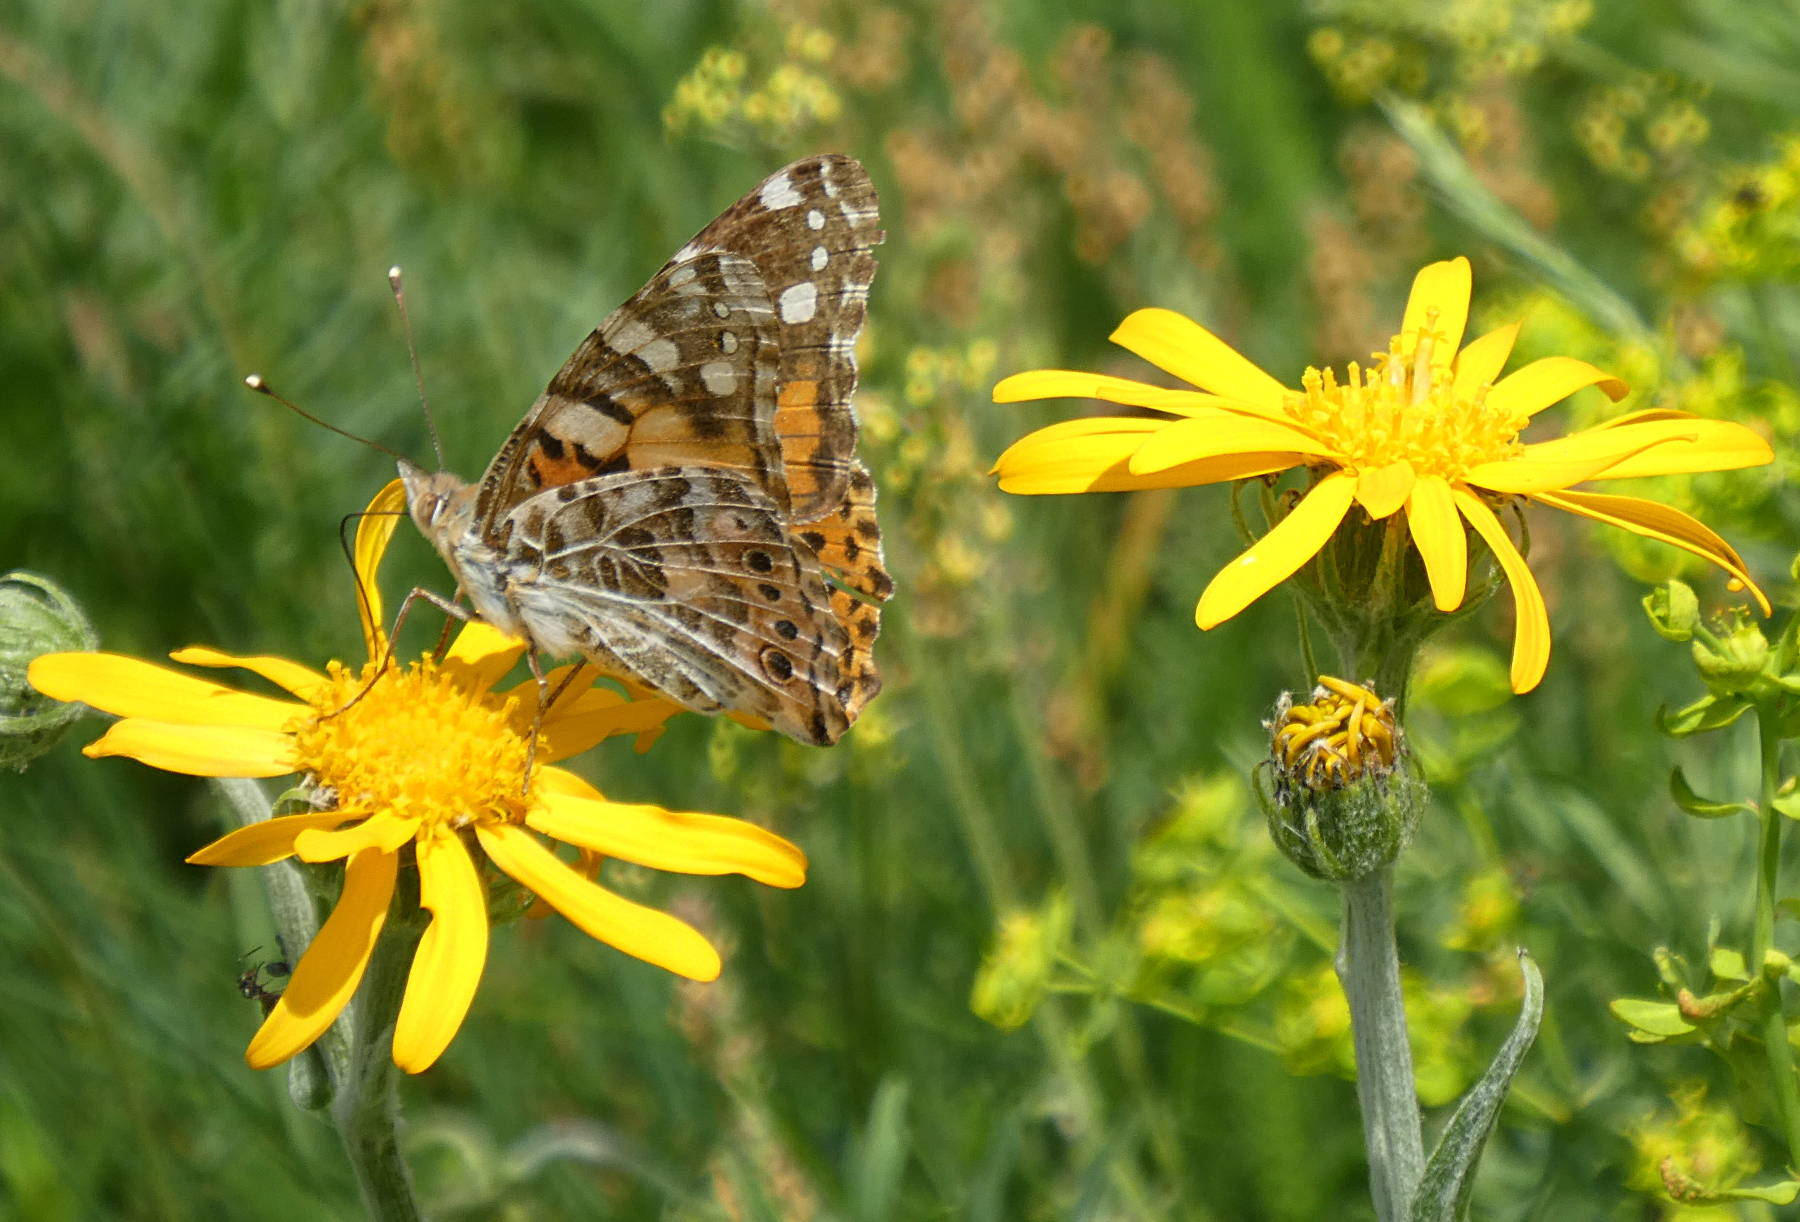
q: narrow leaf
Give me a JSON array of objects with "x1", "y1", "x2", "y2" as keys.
[
  {"x1": 1410, "y1": 951, "x2": 1544, "y2": 1221},
  {"x1": 1655, "y1": 695, "x2": 1751, "y2": 738},
  {"x1": 1669, "y1": 767, "x2": 1753, "y2": 818}
]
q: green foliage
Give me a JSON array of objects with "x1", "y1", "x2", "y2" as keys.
[{"x1": 5, "y1": 0, "x2": 1800, "y2": 1217}]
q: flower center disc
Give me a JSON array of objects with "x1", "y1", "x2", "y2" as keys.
[
  {"x1": 292, "y1": 658, "x2": 533, "y2": 828},
  {"x1": 1284, "y1": 328, "x2": 1524, "y2": 479}
]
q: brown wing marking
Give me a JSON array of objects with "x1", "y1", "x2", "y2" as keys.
[
  {"x1": 505, "y1": 468, "x2": 854, "y2": 746},
  {"x1": 472, "y1": 251, "x2": 783, "y2": 533}
]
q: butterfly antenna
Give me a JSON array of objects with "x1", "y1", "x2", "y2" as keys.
[
  {"x1": 242, "y1": 375, "x2": 410, "y2": 463},
  {"x1": 388, "y1": 265, "x2": 445, "y2": 470}
]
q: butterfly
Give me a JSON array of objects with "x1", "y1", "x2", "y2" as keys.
[{"x1": 399, "y1": 155, "x2": 891, "y2": 746}]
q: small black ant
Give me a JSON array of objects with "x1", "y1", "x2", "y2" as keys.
[{"x1": 237, "y1": 947, "x2": 292, "y2": 1015}]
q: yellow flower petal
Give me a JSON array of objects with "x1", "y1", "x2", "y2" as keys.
[
  {"x1": 536, "y1": 766, "x2": 604, "y2": 801},
  {"x1": 1399, "y1": 257, "x2": 1473, "y2": 359},
  {"x1": 28, "y1": 652, "x2": 304, "y2": 729},
  {"x1": 1451, "y1": 321, "x2": 1521, "y2": 397},
  {"x1": 186, "y1": 810, "x2": 360, "y2": 866},
  {"x1": 995, "y1": 418, "x2": 1300, "y2": 494},
  {"x1": 1453, "y1": 490, "x2": 1551, "y2": 692},
  {"x1": 246, "y1": 846, "x2": 397, "y2": 1069},
  {"x1": 1126, "y1": 414, "x2": 1332, "y2": 475},
  {"x1": 1486, "y1": 356, "x2": 1629, "y2": 420},
  {"x1": 1574, "y1": 419, "x2": 1774, "y2": 481},
  {"x1": 1354, "y1": 459, "x2": 1417, "y2": 520},
  {"x1": 166, "y1": 647, "x2": 330, "y2": 701},
  {"x1": 294, "y1": 812, "x2": 422, "y2": 863},
  {"x1": 83, "y1": 720, "x2": 295, "y2": 777},
  {"x1": 1405, "y1": 475, "x2": 1467, "y2": 611},
  {"x1": 1465, "y1": 427, "x2": 1693, "y2": 494},
  {"x1": 527, "y1": 793, "x2": 807, "y2": 888},
  {"x1": 1196, "y1": 472, "x2": 1357, "y2": 629},
  {"x1": 354, "y1": 479, "x2": 409, "y2": 659},
  {"x1": 1109, "y1": 308, "x2": 1290, "y2": 408},
  {"x1": 992, "y1": 370, "x2": 1243, "y2": 418},
  {"x1": 475, "y1": 821, "x2": 722, "y2": 981},
  {"x1": 519, "y1": 682, "x2": 687, "y2": 763},
  {"x1": 1535, "y1": 489, "x2": 1770, "y2": 615},
  {"x1": 442, "y1": 623, "x2": 527, "y2": 689},
  {"x1": 393, "y1": 829, "x2": 489, "y2": 1074}
]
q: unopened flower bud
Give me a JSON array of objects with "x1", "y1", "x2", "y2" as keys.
[
  {"x1": 1643, "y1": 580, "x2": 1700, "y2": 642},
  {"x1": 1258, "y1": 676, "x2": 1424, "y2": 881},
  {"x1": 1, "y1": 571, "x2": 98, "y2": 770},
  {"x1": 1692, "y1": 619, "x2": 1769, "y2": 696}
]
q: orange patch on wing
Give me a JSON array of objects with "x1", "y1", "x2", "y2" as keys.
[
  {"x1": 529, "y1": 446, "x2": 610, "y2": 489},
  {"x1": 776, "y1": 379, "x2": 827, "y2": 502}
]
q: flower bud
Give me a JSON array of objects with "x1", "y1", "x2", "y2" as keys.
[
  {"x1": 1692, "y1": 619, "x2": 1770, "y2": 696},
  {"x1": 1643, "y1": 580, "x2": 1700, "y2": 642},
  {"x1": 1259, "y1": 676, "x2": 1424, "y2": 881},
  {"x1": 1, "y1": 571, "x2": 98, "y2": 770}
]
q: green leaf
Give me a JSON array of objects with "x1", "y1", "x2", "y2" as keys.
[
  {"x1": 1669, "y1": 767, "x2": 1753, "y2": 818},
  {"x1": 1668, "y1": 1178, "x2": 1800, "y2": 1205},
  {"x1": 1709, "y1": 946, "x2": 1750, "y2": 982},
  {"x1": 1655, "y1": 694, "x2": 1752, "y2": 738},
  {"x1": 1609, "y1": 998, "x2": 1696, "y2": 1038},
  {"x1": 1410, "y1": 951, "x2": 1544, "y2": 1222},
  {"x1": 849, "y1": 1078, "x2": 910, "y2": 1222},
  {"x1": 1775, "y1": 788, "x2": 1800, "y2": 821}
]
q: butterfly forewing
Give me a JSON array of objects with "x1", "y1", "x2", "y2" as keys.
[
  {"x1": 664, "y1": 154, "x2": 882, "y2": 523},
  {"x1": 472, "y1": 250, "x2": 784, "y2": 526}
]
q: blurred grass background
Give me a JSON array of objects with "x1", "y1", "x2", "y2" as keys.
[{"x1": 6, "y1": 0, "x2": 1800, "y2": 1217}]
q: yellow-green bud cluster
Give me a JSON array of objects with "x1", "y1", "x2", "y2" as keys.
[
  {"x1": 1259, "y1": 677, "x2": 1425, "y2": 881},
  {"x1": 0, "y1": 571, "x2": 97, "y2": 770}
]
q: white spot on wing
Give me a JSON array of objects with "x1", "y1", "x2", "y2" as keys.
[
  {"x1": 700, "y1": 361, "x2": 738, "y2": 395},
  {"x1": 640, "y1": 337, "x2": 681, "y2": 372},
  {"x1": 667, "y1": 264, "x2": 697, "y2": 287},
  {"x1": 778, "y1": 281, "x2": 818, "y2": 325},
  {"x1": 610, "y1": 319, "x2": 655, "y2": 353},
  {"x1": 806, "y1": 209, "x2": 825, "y2": 231},
  {"x1": 719, "y1": 331, "x2": 739, "y2": 354},
  {"x1": 810, "y1": 245, "x2": 829, "y2": 271},
  {"x1": 670, "y1": 242, "x2": 703, "y2": 263},
  {"x1": 760, "y1": 173, "x2": 803, "y2": 209}
]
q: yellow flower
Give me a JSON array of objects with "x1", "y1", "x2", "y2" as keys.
[
  {"x1": 28, "y1": 481, "x2": 806, "y2": 1074},
  {"x1": 993, "y1": 257, "x2": 1773, "y2": 691}
]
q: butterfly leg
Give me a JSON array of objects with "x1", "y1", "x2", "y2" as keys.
[{"x1": 323, "y1": 586, "x2": 478, "y2": 720}]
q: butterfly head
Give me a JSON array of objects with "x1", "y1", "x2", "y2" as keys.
[{"x1": 397, "y1": 460, "x2": 476, "y2": 548}]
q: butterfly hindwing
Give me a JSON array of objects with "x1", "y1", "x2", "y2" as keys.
[
  {"x1": 664, "y1": 154, "x2": 882, "y2": 524},
  {"x1": 500, "y1": 467, "x2": 853, "y2": 746}
]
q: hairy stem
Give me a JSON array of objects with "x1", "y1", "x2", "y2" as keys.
[
  {"x1": 1753, "y1": 711, "x2": 1800, "y2": 1166},
  {"x1": 1337, "y1": 868, "x2": 1424, "y2": 1220},
  {"x1": 331, "y1": 906, "x2": 426, "y2": 1222}
]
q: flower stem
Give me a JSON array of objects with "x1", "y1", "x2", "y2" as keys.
[
  {"x1": 1337, "y1": 867, "x2": 1424, "y2": 1220},
  {"x1": 1752, "y1": 709, "x2": 1800, "y2": 1167},
  {"x1": 331, "y1": 907, "x2": 426, "y2": 1222}
]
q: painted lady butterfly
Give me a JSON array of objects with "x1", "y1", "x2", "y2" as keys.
[{"x1": 400, "y1": 155, "x2": 891, "y2": 745}]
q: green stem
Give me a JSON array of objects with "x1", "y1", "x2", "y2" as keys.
[
  {"x1": 1752, "y1": 709, "x2": 1800, "y2": 1168},
  {"x1": 1337, "y1": 868, "x2": 1424, "y2": 1220},
  {"x1": 331, "y1": 904, "x2": 426, "y2": 1222},
  {"x1": 212, "y1": 779, "x2": 422, "y2": 1218}
]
